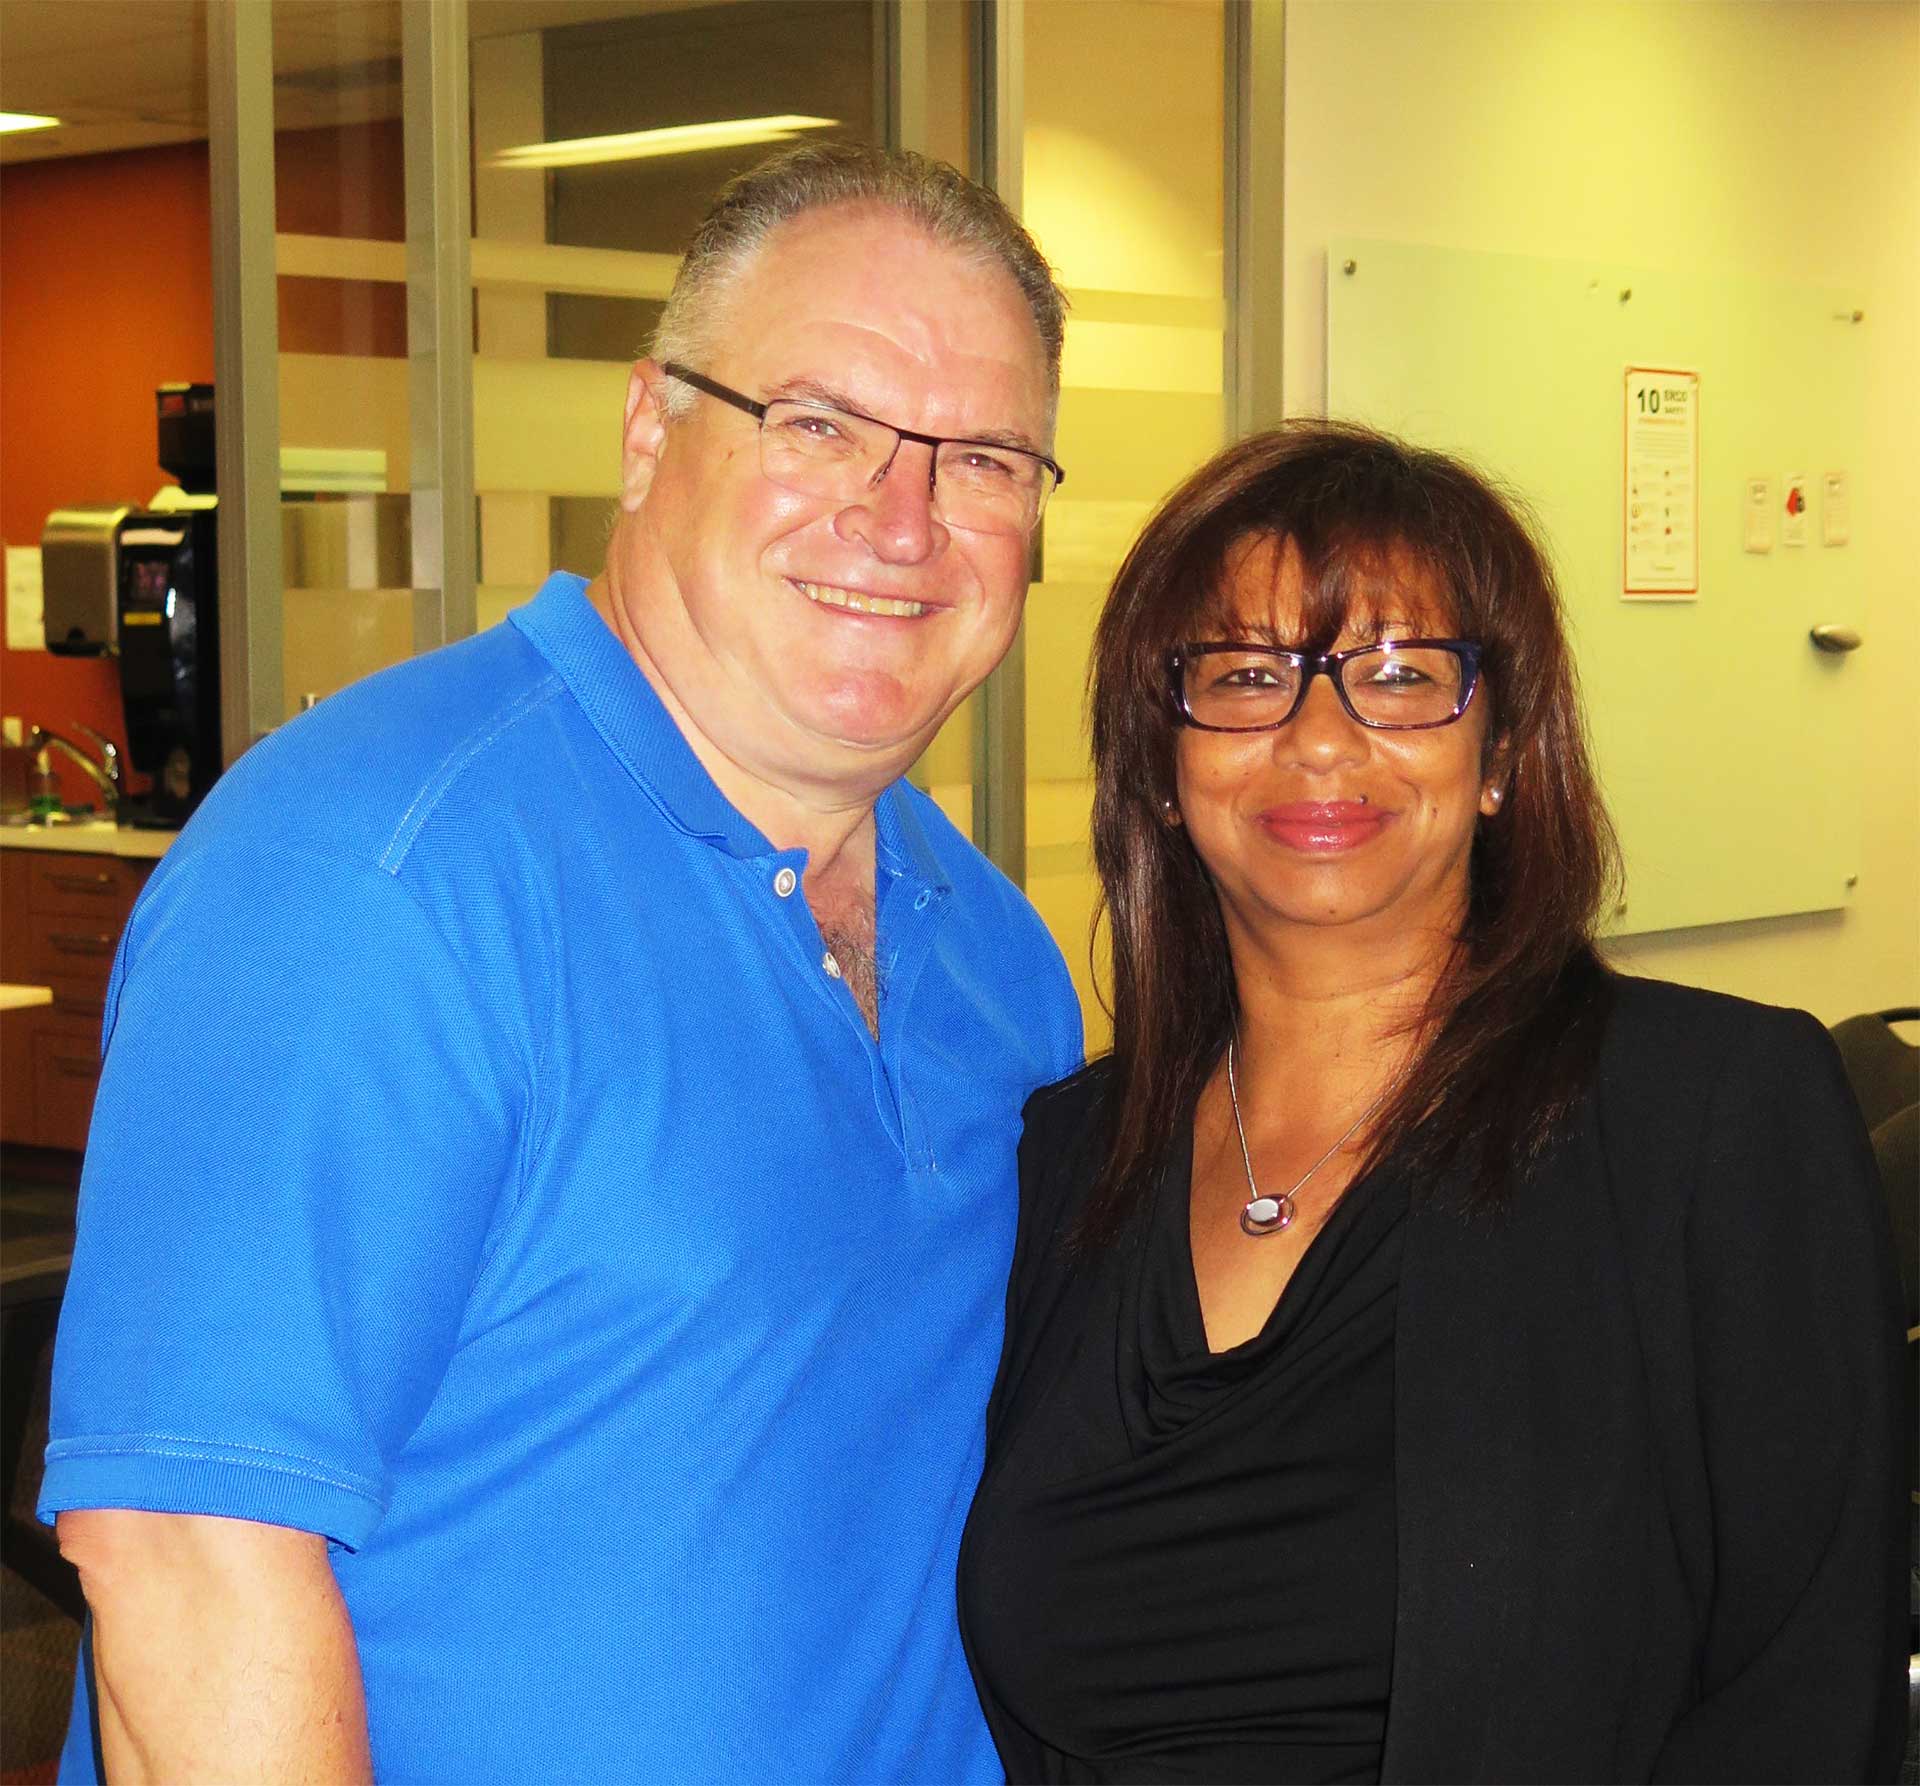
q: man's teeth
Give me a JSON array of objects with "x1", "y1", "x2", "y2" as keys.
[{"x1": 796, "y1": 580, "x2": 926, "y2": 618}]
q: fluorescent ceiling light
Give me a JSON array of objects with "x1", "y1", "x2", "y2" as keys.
[
  {"x1": 492, "y1": 115, "x2": 838, "y2": 171},
  {"x1": 0, "y1": 112, "x2": 61, "y2": 137}
]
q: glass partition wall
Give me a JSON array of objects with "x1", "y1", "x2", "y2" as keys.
[
  {"x1": 261, "y1": 0, "x2": 905, "y2": 699},
  {"x1": 211, "y1": 0, "x2": 1235, "y2": 1045},
  {"x1": 469, "y1": 2, "x2": 889, "y2": 626},
  {"x1": 270, "y1": 0, "x2": 413, "y2": 715},
  {"x1": 1020, "y1": 0, "x2": 1228, "y2": 1047}
]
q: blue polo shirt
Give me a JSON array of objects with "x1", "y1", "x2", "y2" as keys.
[{"x1": 41, "y1": 572, "x2": 1082, "y2": 1784}]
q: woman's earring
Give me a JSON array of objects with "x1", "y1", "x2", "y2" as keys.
[{"x1": 1160, "y1": 798, "x2": 1182, "y2": 827}]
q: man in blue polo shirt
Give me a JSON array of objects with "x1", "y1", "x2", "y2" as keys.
[{"x1": 43, "y1": 144, "x2": 1080, "y2": 1783}]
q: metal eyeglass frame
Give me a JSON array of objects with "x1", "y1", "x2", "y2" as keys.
[
  {"x1": 1168, "y1": 638, "x2": 1484, "y2": 732},
  {"x1": 660, "y1": 362, "x2": 1064, "y2": 521}
]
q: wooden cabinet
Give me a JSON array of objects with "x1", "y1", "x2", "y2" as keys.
[{"x1": 1, "y1": 848, "x2": 152, "y2": 1152}]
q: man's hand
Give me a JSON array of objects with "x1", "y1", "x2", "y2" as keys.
[{"x1": 57, "y1": 1510, "x2": 372, "y2": 1784}]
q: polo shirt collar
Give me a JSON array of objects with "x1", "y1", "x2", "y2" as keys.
[
  {"x1": 512, "y1": 572, "x2": 766, "y2": 856},
  {"x1": 875, "y1": 778, "x2": 950, "y2": 895},
  {"x1": 512, "y1": 572, "x2": 951, "y2": 895}
]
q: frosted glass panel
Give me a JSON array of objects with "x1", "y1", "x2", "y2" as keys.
[
  {"x1": 271, "y1": 0, "x2": 416, "y2": 717},
  {"x1": 468, "y1": 2, "x2": 883, "y2": 621},
  {"x1": 1021, "y1": 0, "x2": 1228, "y2": 1050}
]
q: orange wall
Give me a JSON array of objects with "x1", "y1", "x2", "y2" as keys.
[{"x1": 0, "y1": 142, "x2": 215, "y2": 791}]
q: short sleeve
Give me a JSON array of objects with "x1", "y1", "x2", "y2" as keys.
[
  {"x1": 39, "y1": 844, "x2": 526, "y2": 1549},
  {"x1": 1652, "y1": 1008, "x2": 1909, "y2": 1782}
]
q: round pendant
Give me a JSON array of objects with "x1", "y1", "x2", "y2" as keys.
[{"x1": 1240, "y1": 1194, "x2": 1294, "y2": 1236}]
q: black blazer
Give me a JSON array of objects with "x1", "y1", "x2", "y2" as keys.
[{"x1": 967, "y1": 976, "x2": 1909, "y2": 1783}]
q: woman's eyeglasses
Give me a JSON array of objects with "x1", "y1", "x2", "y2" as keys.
[{"x1": 1169, "y1": 639, "x2": 1483, "y2": 732}]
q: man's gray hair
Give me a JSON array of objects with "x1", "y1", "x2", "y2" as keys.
[{"x1": 651, "y1": 142, "x2": 1067, "y2": 416}]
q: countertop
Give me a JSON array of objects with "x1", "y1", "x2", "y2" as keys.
[{"x1": 0, "y1": 818, "x2": 178, "y2": 860}]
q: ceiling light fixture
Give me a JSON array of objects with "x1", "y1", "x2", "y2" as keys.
[
  {"x1": 0, "y1": 112, "x2": 61, "y2": 137},
  {"x1": 492, "y1": 115, "x2": 837, "y2": 171}
]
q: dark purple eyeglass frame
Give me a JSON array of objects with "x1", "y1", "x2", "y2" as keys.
[{"x1": 1167, "y1": 638, "x2": 1484, "y2": 733}]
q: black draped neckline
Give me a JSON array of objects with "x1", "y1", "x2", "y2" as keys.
[
  {"x1": 961, "y1": 1114, "x2": 1410, "y2": 1784},
  {"x1": 1122, "y1": 1120, "x2": 1408, "y2": 1444}
]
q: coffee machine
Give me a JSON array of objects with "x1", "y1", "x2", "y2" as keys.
[
  {"x1": 113, "y1": 384, "x2": 223, "y2": 826},
  {"x1": 38, "y1": 385, "x2": 224, "y2": 826}
]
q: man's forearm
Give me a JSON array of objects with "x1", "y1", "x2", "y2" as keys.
[{"x1": 59, "y1": 1510, "x2": 372, "y2": 1784}]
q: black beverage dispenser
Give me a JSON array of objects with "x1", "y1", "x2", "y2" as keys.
[{"x1": 117, "y1": 383, "x2": 222, "y2": 826}]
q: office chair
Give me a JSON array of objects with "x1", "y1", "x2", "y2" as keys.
[
  {"x1": 1830, "y1": 1011, "x2": 1920, "y2": 1777},
  {"x1": 1, "y1": 1257, "x2": 84, "y2": 1621},
  {"x1": 1829, "y1": 1008, "x2": 1920, "y2": 1134}
]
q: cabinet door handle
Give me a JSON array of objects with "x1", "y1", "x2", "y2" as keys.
[
  {"x1": 48, "y1": 932, "x2": 115, "y2": 955},
  {"x1": 50, "y1": 1054, "x2": 99, "y2": 1079},
  {"x1": 46, "y1": 871, "x2": 116, "y2": 893}
]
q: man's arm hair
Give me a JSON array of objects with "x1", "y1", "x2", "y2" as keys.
[{"x1": 58, "y1": 1510, "x2": 373, "y2": 1785}]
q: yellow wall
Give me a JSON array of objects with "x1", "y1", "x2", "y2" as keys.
[{"x1": 1282, "y1": 0, "x2": 1920, "y2": 1021}]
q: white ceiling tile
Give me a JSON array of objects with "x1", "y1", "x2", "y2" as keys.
[
  {"x1": 0, "y1": 0, "x2": 202, "y2": 64},
  {"x1": 3, "y1": 35, "x2": 202, "y2": 114}
]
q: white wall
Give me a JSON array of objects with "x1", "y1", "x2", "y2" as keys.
[{"x1": 1282, "y1": 0, "x2": 1919, "y2": 1021}]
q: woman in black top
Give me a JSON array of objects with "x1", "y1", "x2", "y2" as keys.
[{"x1": 958, "y1": 424, "x2": 1908, "y2": 1784}]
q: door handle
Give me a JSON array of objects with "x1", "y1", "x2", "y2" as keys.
[{"x1": 1809, "y1": 624, "x2": 1862, "y2": 653}]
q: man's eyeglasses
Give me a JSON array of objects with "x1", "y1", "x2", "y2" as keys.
[
  {"x1": 662, "y1": 363, "x2": 1063, "y2": 538},
  {"x1": 1170, "y1": 639, "x2": 1484, "y2": 732}
]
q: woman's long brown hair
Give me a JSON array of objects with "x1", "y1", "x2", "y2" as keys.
[{"x1": 1081, "y1": 422, "x2": 1622, "y2": 1244}]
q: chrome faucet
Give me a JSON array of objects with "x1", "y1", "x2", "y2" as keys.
[{"x1": 29, "y1": 722, "x2": 124, "y2": 821}]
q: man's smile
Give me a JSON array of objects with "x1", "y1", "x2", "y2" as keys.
[{"x1": 791, "y1": 577, "x2": 931, "y2": 619}]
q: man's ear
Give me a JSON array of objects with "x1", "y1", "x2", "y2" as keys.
[{"x1": 619, "y1": 359, "x2": 672, "y2": 513}]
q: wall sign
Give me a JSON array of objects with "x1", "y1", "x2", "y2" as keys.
[
  {"x1": 1781, "y1": 472, "x2": 1810, "y2": 547},
  {"x1": 1623, "y1": 367, "x2": 1699, "y2": 598},
  {"x1": 1821, "y1": 471, "x2": 1851, "y2": 547},
  {"x1": 1742, "y1": 476, "x2": 1775, "y2": 553},
  {"x1": 5, "y1": 546, "x2": 44, "y2": 653}
]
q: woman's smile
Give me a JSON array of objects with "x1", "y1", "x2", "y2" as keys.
[{"x1": 1253, "y1": 798, "x2": 1389, "y2": 853}]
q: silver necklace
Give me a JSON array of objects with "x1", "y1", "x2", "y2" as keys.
[{"x1": 1226, "y1": 1036, "x2": 1390, "y2": 1237}]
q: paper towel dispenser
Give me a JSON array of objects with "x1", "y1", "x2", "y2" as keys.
[{"x1": 40, "y1": 505, "x2": 132, "y2": 655}]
